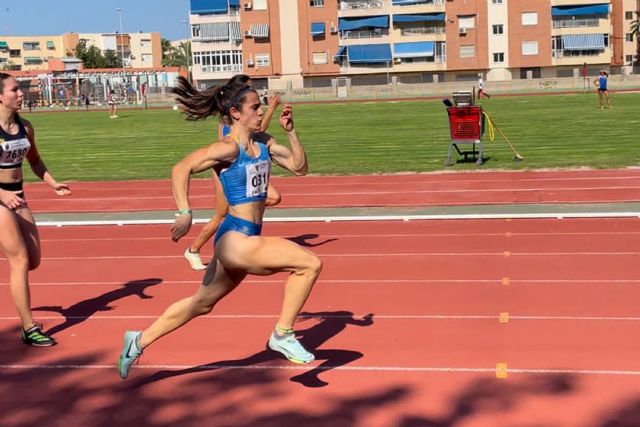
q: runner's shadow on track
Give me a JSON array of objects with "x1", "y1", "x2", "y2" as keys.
[
  {"x1": 33, "y1": 278, "x2": 162, "y2": 337},
  {"x1": 135, "y1": 310, "x2": 374, "y2": 389},
  {"x1": 286, "y1": 233, "x2": 338, "y2": 248}
]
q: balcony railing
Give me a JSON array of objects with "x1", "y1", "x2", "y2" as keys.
[
  {"x1": 552, "y1": 49, "x2": 604, "y2": 58},
  {"x1": 552, "y1": 18, "x2": 600, "y2": 29},
  {"x1": 339, "y1": 1, "x2": 383, "y2": 10},
  {"x1": 341, "y1": 29, "x2": 389, "y2": 39},
  {"x1": 400, "y1": 26, "x2": 445, "y2": 35},
  {"x1": 200, "y1": 64, "x2": 243, "y2": 73}
]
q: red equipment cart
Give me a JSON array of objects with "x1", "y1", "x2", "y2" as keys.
[{"x1": 445, "y1": 105, "x2": 485, "y2": 166}]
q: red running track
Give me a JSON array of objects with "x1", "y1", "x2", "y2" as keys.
[
  {"x1": 1, "y1": 218, "x2": 640, "y2": 427},
  {"x1": 22, "y1": 168, "x2": 640, "y2": 213}
]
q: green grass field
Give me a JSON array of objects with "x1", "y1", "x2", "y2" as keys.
[{"x1": 21, "y1": 92, "x2": 640, "y2": 182}]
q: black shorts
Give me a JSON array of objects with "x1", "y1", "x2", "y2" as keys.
[
  {"x1": 0, "y1": 181, "x2": 24, "y2": 199},
  {"x1": 598, "y1": 88, "x2": 608, "y2": 92}
]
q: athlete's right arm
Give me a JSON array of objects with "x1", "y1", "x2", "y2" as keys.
[{"x1": 170, "y1": 142, "x2": 237, "y2": 241}]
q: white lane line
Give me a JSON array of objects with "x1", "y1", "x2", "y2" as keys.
[
  {"x1": 3, "y1": 279, "x2": 640, "y2": 287},
  {"x1": 37, "y1": 230, "x2": 640, "y2": 243},
  {"x1": 20, "y1": 251, "x2": 640, "y2": 261},
  {"x1": 1, "y1": 314, "x2": 639, "y2": 321},
  {"x1": 34, "y1": 211, "x2": 640, "y2": 227},
  {"x1": 1, "y1": 364, "x2": 640, "y2": 376}
]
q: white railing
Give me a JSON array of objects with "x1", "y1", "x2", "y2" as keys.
[
  {"x1": 200, "y1": 64, "x2": 243, "y2": 73},
  {"x1": 341, "y1": 29, "x2": 389, "y2": 39},
  {"x1": 400, "y1": 26, "x2": 445, "y2": 35},
  {"x1": 552, "y1": 18, "x2": 600, "y2": 29},
  {"x1": 339, "y1": 1, "x2": 383, "y2": 10},
  {"x1": 394, "y1": 0, "x2": 444, "y2": 6}
]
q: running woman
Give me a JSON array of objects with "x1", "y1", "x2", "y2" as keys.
[
  {"x1": 117, "y1": 78, "x2": 321, "y2": 379},
  {"x1": 108, "y1": 89, "x2": 118, "y2": 118},
  {"x1": 184, "y1": 75, "x2": 282, "y2": 271},
  {"x1": 594, "y1": 69, "x2": 612, "y2": 109},
  {"x1": 0, "y1": 73, "x2": 71, "y2": 346}
]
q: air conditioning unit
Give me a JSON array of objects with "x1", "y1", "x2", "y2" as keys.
[
  {"x1": 394, "y1": 57, "x2": 402, "y2": 64},
  {"x1": 246, "y1": 58, "x2": 255, "y2": 66},
  {"x1": 130, "y1": 55, "x2": 136, "y2": 59},
  {"x1": 244, "y1": 30, "x2": 252, "y2": 37},
  {"x1": 459, "y1": 27, "x2": 467, "y2": 35},
  {"x1": 243, "y1": 2, "x2": 252, "y2": 9},
  {"x1": 330, "y1": 23, "x2": 338, "y2": 34}
]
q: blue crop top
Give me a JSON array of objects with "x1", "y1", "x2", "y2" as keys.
[
  {"x1": 598, "y1": 75, "x2": 608, "y2": 90},
  {"x1": 219, "y1": 142, "x2": 271, "y2": 206}
]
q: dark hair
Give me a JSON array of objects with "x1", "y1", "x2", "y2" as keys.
[
  {"x1": 0, "y1": 72, "x2": 13, "y2": 94},
  {"x1": 171, "y1": 75, "x2": 256, "y2": 122}
]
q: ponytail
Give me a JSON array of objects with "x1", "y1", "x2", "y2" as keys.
[{"x1": 171, "y1": 76, "x2": 256, "y2": 123}]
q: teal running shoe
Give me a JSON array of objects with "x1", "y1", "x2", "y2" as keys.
[
  {"x1": 118, "y1": 331, "x2": 143, "y2": 379},
  {"x1": 268, "y1": 331, "x2": 314, "y2": 364}
]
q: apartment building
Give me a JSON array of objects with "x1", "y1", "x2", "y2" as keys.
[
  {"x1": 0, "y1": 32, "x2": 162, "y2": 72},
  {"x1": 189, "y1": 0, "x2": 638, "y2": 88}
]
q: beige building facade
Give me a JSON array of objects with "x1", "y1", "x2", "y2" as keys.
[{"x1": 0, "y1": 32, "x2": 162, "y2": 72}]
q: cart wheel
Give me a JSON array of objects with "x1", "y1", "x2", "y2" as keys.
[
  {"x1": 445, "y1": 160, "x2": 453, "y2": 167},
  {"x1": 475, "y1": 159, "x2": 483, "y2": 166}
]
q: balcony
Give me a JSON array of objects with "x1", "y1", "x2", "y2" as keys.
[
  {"x1": 400, "y1": 26, "x2": 445, "y2": 36},
  {"x1": 341, "y1": 29, "x2": 389, "y2": 39},
  {"x1": 552, "y1": 18, "x2": 600, "y2": 29},
  {"x1": 339, "y1": 0, "x2": 383, "y2": 10}
]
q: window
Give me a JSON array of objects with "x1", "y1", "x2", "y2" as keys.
[
  {"x1": 255, "y1": 53, "x2": 270, "y2": 66},
  {"x1": 458, "y1": 15, "x2": 475, "y2": 30},
  {"x1": 46, "y1": 41, "x2": 55, "y2": 50},
  {"x1": 9, "y1": 49, "x2": 20, "y2": 57},
  {"x1": 459, "y1": 45, "x2": 475, "y2": 58},
  {"x1": 626, "y1": 33, "x2": 634, "y2": 42},
  {"x1": 492, "y1": 0, "x2": 504, "y2": 3},
  {"x1": 253, "y1": 0, "x2": 267, "y2": 10},
  {"x1": 522, "y1": 41, "x2": 538, "y2": 55},
  {"x1": 312, "y1": 51, "x2": 328, "y2": 64},
  {"x1": 626, "y1": 55, "x2": 634, "y2": 63},
  {"x1": 493, "y1": 52, "x2": 504, "y2": 62},
  {"x1": 625, "y1": 12, "x2": 633, "y2": 20},
  {"x1": 141, "y1": 54, "x2": 152, "y2": 62},
  {"x1": 140, "y1": 39, "x2": 152, "y2": 48},
  {"x1": 192, "y1": 50, "x2": 243, "y2": 73},
  {"x1": 492, "y1": 24, "x2": 504, "y2": 35},
  {"x1": 23, "y1": 42, "x2": 40, "y2": 50},
  {"x1": 310, "y1": 0, "x2": 324, "y2": 6},
  {"x1": 522, "y1": 12, "x2": 537, "y2": 26}
]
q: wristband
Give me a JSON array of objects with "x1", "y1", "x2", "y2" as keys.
[{"x1": 176, "y1": 209, "x2": 192, "y2": 216}]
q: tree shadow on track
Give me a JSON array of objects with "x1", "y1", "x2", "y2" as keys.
[
  {"x1": 32, "y1": 278, "x2": 162, "y2": 336},
  {"x1": 286, "y1": 233, "x2": 338, "y2": 248},
  {"x1": 398, "y1": 373, "x2": 576, "y2": 427},
  {"x1": 134, "y1": 310, "x2": 373, "y2": 389}
]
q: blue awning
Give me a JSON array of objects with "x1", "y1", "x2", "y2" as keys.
[
  {"x1": 334, "y1": 46, "x2": 347, "y2": 61},
  {"x1": 393, "y1": 41, "x2": 434, "y2": 58},
  {"x1": 552, "y1": 4, "x2": 608, "y2": 17},
  {"x1": 190, "y1": 0, "x2": 228, "y2": 14},
  {"x1": 338, "y1": 16, "x2": 389, "y2": 31},
  {"x1": 561, "y1": 34, "x2": 605, "y2": 50},
  {"x1": 392, "y1": 0, "x2": 435, "y2": 5},
  {"x1": 311, "y1": 22, "x2": 325, "y2": 36},
  {"x1": 348, "y1": 44, "x2": 392, "y2": 63},
  {"x1": 393, "y1": 13, "x2": 445, "y2": 23}
]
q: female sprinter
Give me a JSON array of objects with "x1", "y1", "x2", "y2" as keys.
[
  {"x1": 184, "y1": 75, "x2": 282, "y2": 270},
  {"x1": 118, "y1": 78, "x2": 322, "y2": 379},
  {"x1": 0, "y1": 72, "x2": 71, "y2": 346}
]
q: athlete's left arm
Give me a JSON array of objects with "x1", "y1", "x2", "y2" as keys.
[
  {"x1": 24, "y1": 119, "x2": 71, "y2": 196},
  {"x1": 266, "y1": 104, "x2": 308, "y2": 176}
]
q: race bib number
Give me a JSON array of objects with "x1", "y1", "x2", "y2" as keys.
[
  {"x1": 0, "y1": 138, "x2": 30, "y2": 165},
  {"x1": 245, "y1": 160, "x2": 270, "y2": 198}
]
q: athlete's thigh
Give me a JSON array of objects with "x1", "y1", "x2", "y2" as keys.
[
  {"x1": 0, "y1": 206, "x2": 28, "y2": 260},
  {"x1": 199, "y1": 257, "x2": 247, "y2": 301},
  {"x1": 218, "y1": 235, "x2": 317, "y2": 275},
  {"x1": 14, "y1": 206, "x2": 41, "y2": 266}
]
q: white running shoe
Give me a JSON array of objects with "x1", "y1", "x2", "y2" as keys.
[
  {"x1": 184, "y1": 248, "x2": 206, "y2": 271},
  {"x1": 268, "y1": 331, "x2": 315, "y2": 364}
]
